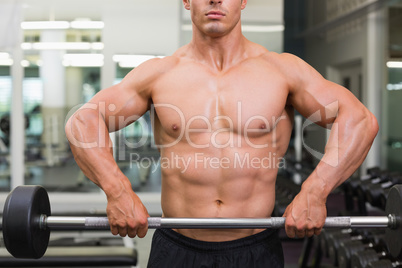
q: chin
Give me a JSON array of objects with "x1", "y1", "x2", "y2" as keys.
[{"x1": 204, "y1": 26, "x2": 227, "y2": 36}]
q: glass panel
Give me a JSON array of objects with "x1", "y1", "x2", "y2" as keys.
[
  {"x1": 385, "y1": 5, "x2": 402, "y2": 173},
  {"x1": 19, "y1": 61, "x2": 102, "y2": 192},
  {"x1": 386, "y1": 67, "x2": 402, "y2": 173},
  {"x1": 16, "y1": 22, "x2": 103, "y2": 192},
  {"x1": 115, "y1": 65, "x2": 161, "y2": 192},
  {"x1": 0, "y1": 67, "x2": 11, "y2": 190}
]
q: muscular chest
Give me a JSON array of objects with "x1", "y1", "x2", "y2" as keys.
[{"x1": 151, "y1": 63, "x2": 288, "y2": 139}]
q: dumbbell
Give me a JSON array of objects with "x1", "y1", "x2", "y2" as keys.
[
  {"x1": 355, "y1": 173, "x2": 397, "y2": 203},
  {"x1": 367, "y1": 259, "x2": 402, "y2": 268},
  {"x1": 366, "y1": 174, "x2": 402, "y2": 209},
  {"x1": 337, "y1": 237, "x2": 387, "y2": 268},
  {"x1": 327, "y1": 230, "x2": 359, "y2": 265},
  {"x1": 342, "y1": 168, "x2": 388, "y2": 212},
  {"x1": 343, "y1": 168, "x2": 384, "y2": 196},
  {"x1": 351, "y1": 248, "x2": 397, "y2": 268},
  {"x1": 328, "y1": 230, "x2": 385, "y2": 267},
  {"x1": 320, "y1": 229, "x2": 352, "y2": 258},
  {"x1": 367, "y1": 167, "x2": 382, "y2": 177}
]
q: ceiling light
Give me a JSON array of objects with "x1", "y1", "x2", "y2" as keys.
[
  {"x1": 63, "y1": 54, "x2": 104, "y2": 67},
  {"x1": 0, "y1": 59, "x2": 13, "y2": 66},
  {"x1": 0, "y1": 53, "x2": 13, "y2": 66},
  {"x1": 21, "y1": 43, "x2": 32, "y2": 50},
  {"x1": 33, "y1": 42, "x2": 91, "y2": 50},
  {"x1": 21, "y1": 21, "x2": 70, "y2": 30},
  {"x1": 21, "y1": 60, "x2": 30, "y2": 67},
  {"x1": 387, "y1": 61, "x2": 402, "y2": 68},
  {"x1": 71, "y1": 21, "x2": 104, "y2": 29},
  {"x1": 91, "y1": 43, "x2": 104, "y2": 50},
  {"x1": 21, "y1": 42, "x2": 104, "y2": 51},
  {"x1": 0, "y1": 52, "x2": 11, "y2": 59}
]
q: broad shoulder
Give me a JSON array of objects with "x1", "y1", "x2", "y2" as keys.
[
  {"x1": 260, "y1": 52, "x2": 324, "y2": 88},
  {"x1": 260, "y1": 51, "x2": 303, "y2": 69},
  {"x1": 120, "y1": 55, "x2": 181, "y2": 91}
]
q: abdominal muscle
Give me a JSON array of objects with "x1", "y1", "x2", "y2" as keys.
[{"x1": 159, "y1": 146, "x2": 279, "y2": 242}]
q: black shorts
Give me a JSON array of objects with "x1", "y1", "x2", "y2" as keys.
[{"x1": 147, "y1": 229, "x2": 284, "y2": 268}]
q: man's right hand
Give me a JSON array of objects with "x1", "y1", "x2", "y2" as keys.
[{"x1": 106, "y1": 185, "x2": 150, "y2": 238}]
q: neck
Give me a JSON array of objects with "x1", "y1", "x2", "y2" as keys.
[{"x1": 189, "y1": 24, "x2": 247, "y2": 72}]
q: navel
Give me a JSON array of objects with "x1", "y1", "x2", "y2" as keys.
[{"x1": 215, "y1": 200, "x2": 223, "y2": 206}]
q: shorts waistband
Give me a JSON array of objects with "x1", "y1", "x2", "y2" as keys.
[{"x1": 156, "y1": 228, "x2": 278, "y2": 253}]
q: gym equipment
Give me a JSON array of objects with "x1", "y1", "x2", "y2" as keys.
[
  {"x1": 327, "y1": 231, "x2": 357, "y2": 265},
  {"x1": 327, "y1": 230, "x2": 385, "y2": 266},
  {"x1": 0, "y1": 235, "x2": 138, "y2": 267},
  {"x1": 2, "y1": 185, "x2": 402, "y2": 259},
  {"x1": 367, "y1": 259, "x2": 402, "y2": 268},
  {"x1": 351, "y1": 248, "x2": 396, "y2": 268},
  {"x1": 327, "y1": 234, "x2": 363, "y2": 266},
  {"x1": 337, "y1": 239, "x2": 387, "y2": 268},
  {"x1": 343, "y1": 167, "x2": 385, "y2": 196},
  {"x1": 342, "y1": 168, "x2": 388, "y2": 212},
  {"x1": 319, "y1": 229, "x2": 346, "y2": 258},
  {"x1": 0, "y1": 113, "x2": 30, "y2": 136},
  {"x1": 319, "y1": 227, "x2": 358, "y2": 258},
  {"x1": 366, "y1": 175, "x2": 402, "y2": 209},
  {"x1": 355, "y1": 173, "x2": 396, "y2": 203}
]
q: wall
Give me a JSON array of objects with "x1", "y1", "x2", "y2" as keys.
[{"x1": 102, "y1": 1, "x2": 181, "y2": 57}]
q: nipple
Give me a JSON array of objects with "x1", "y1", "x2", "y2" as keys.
[
  {"x1": 172, "y1": 124, "x2": 179, "y2": 131},
  {"x1": 260, "y1": 124, "x2": 267, "y2": 130}
]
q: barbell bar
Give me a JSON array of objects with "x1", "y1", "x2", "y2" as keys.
[
  {"x1": 42, "y1": 214, "x2": 393, "y2": 230},
  {"x1": 2, "y1": 185, "x2": 402, "y2": 259}
]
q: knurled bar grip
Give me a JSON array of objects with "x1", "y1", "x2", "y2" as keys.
[{"x1": 43, "y1": 215, "x2": 395, "y2": 230}]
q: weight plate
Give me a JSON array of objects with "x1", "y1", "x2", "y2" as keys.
[
  {"x1": 2, "y1": 185, "x2": 51, "y2": 258},
  {"x1": 385, "y1": 185, "x2": 402, "y2": 259},
  {"x1": 367, "y1": 260, "x2": 394, "y2": 268},
  {"x1": 350, "y1": 249, "x2": 378, "y2": 268}
]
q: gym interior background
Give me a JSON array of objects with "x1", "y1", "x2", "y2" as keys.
[{"x1": 0, "y1": 0, "x2": 401, "y2": 267}]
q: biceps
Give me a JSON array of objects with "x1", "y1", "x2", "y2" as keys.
[
  {"x1": 290, "y1": 80, "x2": 361, "y2": 128},
  {"x1": 84, "y1": 84, "x2": 150, "y2": 132}
]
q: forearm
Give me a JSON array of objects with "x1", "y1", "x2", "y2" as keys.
[
  {"x1": 65, "y1": 108, "x2": 131, "y2": 196},
  {"x1": 302, "y1": 109, "x2": 379, "y2": 198}
]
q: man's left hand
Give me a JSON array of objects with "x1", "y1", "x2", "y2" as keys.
[{"x1": 282, "y1": 188, "x2": 327, "y2": 238}]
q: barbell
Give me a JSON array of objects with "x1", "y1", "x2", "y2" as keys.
[{"x1": 1, "y1": 185, "x2": 402, "y2": 259}]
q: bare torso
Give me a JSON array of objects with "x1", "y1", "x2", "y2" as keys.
[
  {"x1": 150, "y1": 42, "x2": 294, "y2": 241},
  {"x1": 66, "y1": 9, "x2": 377, "y2": 241}
]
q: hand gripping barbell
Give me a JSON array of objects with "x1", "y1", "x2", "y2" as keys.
[{"x1": 2, "y1": 185, "x2": 402, "y2": 259}]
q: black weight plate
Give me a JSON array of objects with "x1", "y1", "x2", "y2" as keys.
[
  {"x1": 367, "y1": 260, "x2": 394, "y2": 268},
  {"x1": 385, "y1": 185, "x2": 402, "y2": 259},
  {"x1": 2, "y1": 185, "x2": 51, "y2": 258},
  {"x1": 350, "y1": 249, "x2": 378, "y2": 268}
]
